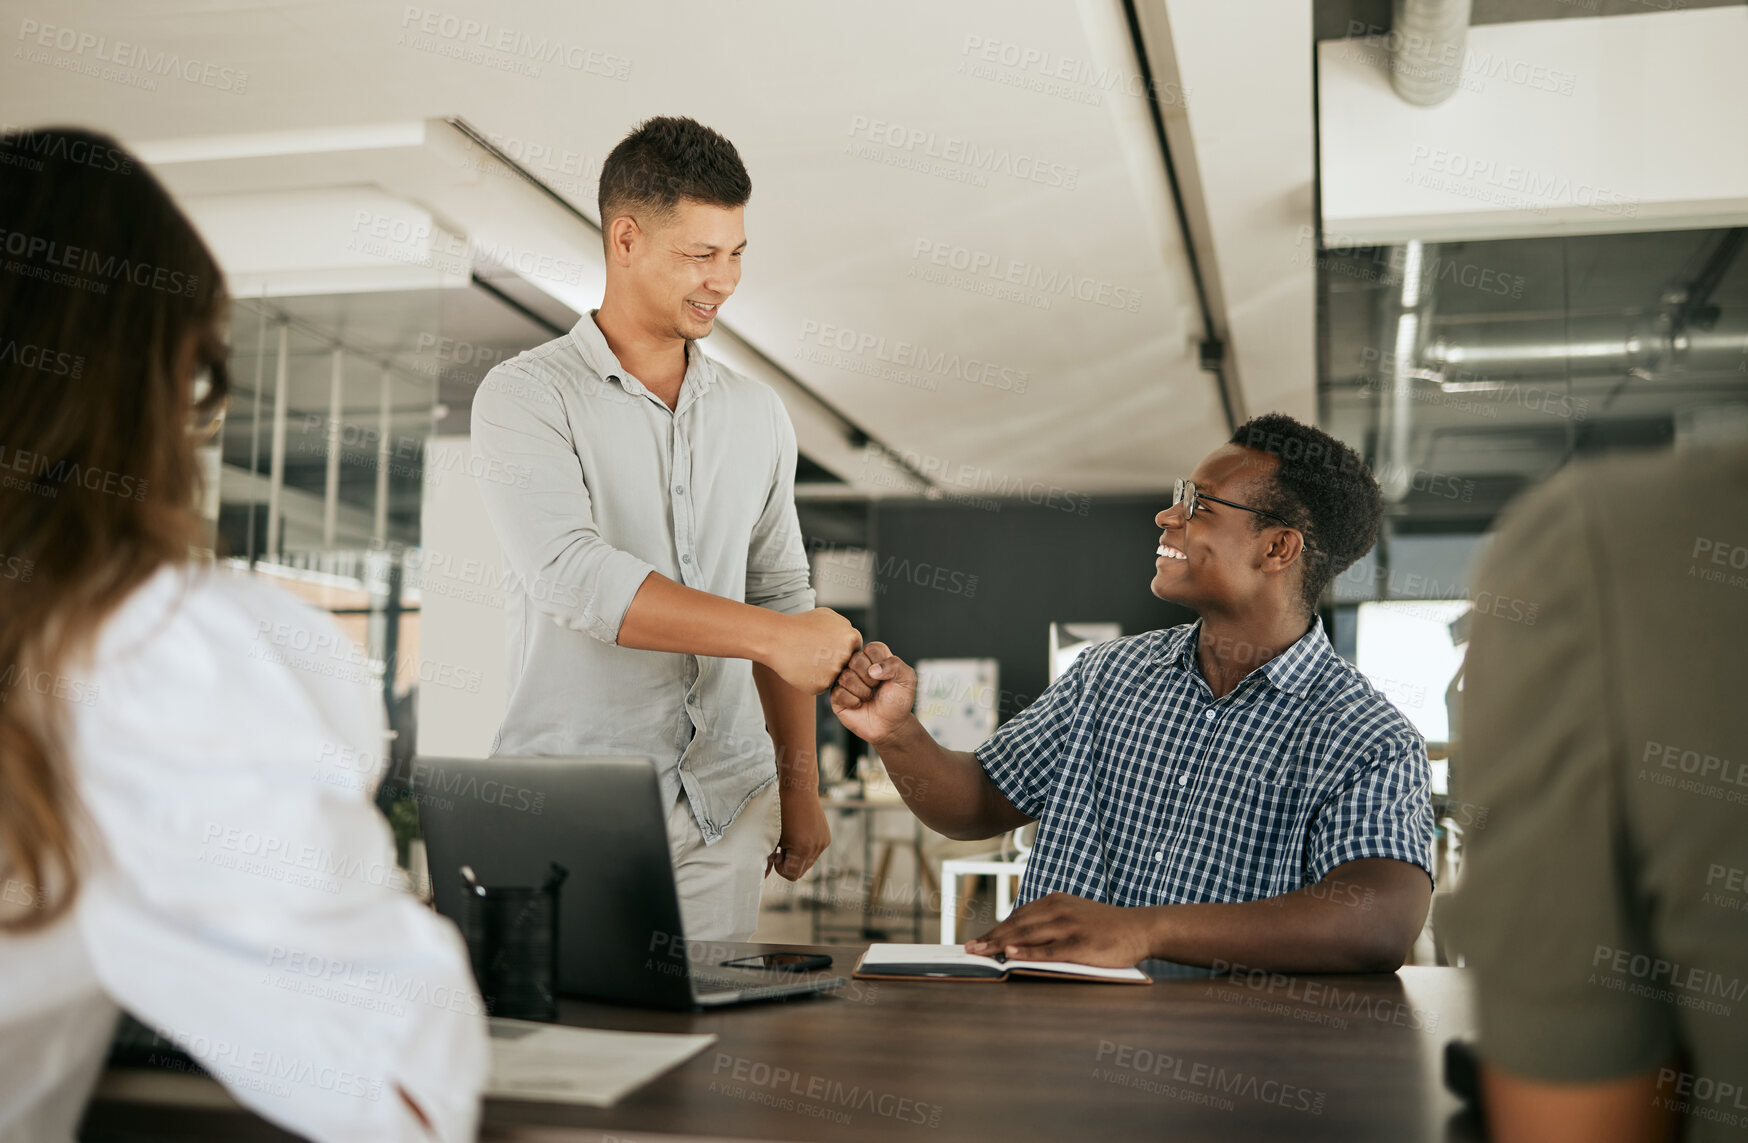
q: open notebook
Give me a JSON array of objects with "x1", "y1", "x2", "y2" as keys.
[{"x1": 853, "y1": 943, "x2": 1150, "y2": 984}]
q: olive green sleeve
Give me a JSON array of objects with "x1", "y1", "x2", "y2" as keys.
[{"x1": 1445, "y1": 470, "x2": 1676, "y2": 1082}]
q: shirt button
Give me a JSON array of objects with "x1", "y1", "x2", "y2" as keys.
[
  {"x1": 1177, "y1": 773, "x2": 1189, "y2": 787},
  {"x1": 681, "y1": 554, "x2": 692, "y2": 564},
  {"x1": 1203, "y1": 709, "x2": 1218, "y2": 719},
  {"x1": 675, "y1": 485, "x2": 685, "y2": 495},
  {"x1": 687, "y1": 694, "x2": 697, "y2": 705},
  {"x1": 1154, "y1": 850, "x2": 1165, "y2": 863}
]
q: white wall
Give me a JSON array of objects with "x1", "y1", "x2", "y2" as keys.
[{"x1": 415, "y1": 434, "x2": 509, "y2": 759}]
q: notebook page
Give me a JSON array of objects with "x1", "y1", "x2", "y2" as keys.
[{"x1": 860, "y1": 943, "x2": 1006, "y2": 971}]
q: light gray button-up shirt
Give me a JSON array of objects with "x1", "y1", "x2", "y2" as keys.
[{"x1": 470, "y1": 313, "x2": 815, "y2": 842}]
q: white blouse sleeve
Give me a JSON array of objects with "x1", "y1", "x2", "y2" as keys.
[{"x1": 67, "y1": 567, "x2": 488, "y2": 1143}]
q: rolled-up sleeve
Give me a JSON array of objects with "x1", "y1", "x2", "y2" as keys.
[
  {"x1": 470, "y1": 366, "x2": 655, "y2": 644},
  {"x1": 743, "y1": 392, "x2": 815, "y2": 616},
  {"x1": 1304, "y1": 730, "x2": 1435, "y2": 884}
]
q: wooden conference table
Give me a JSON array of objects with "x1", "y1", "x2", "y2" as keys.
[{"x1": 81, "y1": 942, "x2": 1484, "y2": 1143}]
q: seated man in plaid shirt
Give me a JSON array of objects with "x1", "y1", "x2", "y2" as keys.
[{"x1": 831, "y1": 413, "x2": 1434, "y2": 971}]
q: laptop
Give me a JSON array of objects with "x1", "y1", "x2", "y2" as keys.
[{"x1": 414, "y1": 755, "x2": 845, "y2": 1011}]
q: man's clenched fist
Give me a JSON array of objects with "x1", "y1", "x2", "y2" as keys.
[
  {"x1": 829, "y1": 641, "x2": 916, "y2": 746},
  {"x1": 768, "y1": 608, "x2": 862, "y2": 694}
]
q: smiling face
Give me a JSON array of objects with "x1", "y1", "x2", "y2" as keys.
[
  {"x1": 1151, "y1": 444, "x2": 1299, "y2": 615},
  {"x1": 606, "y1": 196, "x2": 745, "y2": 342}
]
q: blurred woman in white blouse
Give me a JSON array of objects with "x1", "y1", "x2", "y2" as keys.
[{"x1": 0, "y1": 127, "x2": 487, "y2": 1142}]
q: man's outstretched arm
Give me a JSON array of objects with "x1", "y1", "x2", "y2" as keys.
[
  {"x1": 619, "y1": 574, "x2": 860, "y2": 694},
  {"x1": 472, "y1": 368, "x2": 860, "y2": 694},
  {"x1": 830, "y1": 642, "x2": 1032, "y2": 841},
  {"x1": 968, "y1": 857, "x2": 1431, "y2": 971}
]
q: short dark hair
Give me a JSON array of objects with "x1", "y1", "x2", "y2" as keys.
[
  {"x1": 597, "y1": 116, "x2": 750, "y2": 234},
  {"x1": 1229, "y1": 413, "x2": 1382, "y2": 614}
]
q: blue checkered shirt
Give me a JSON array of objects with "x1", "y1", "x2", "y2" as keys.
[{"x1": 977, "y1": 619, "x2": 1434, "y2": 907}]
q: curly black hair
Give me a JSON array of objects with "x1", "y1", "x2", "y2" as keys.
[
  {"x1": 1229, "y1": 413, "x2": 1382, "y2": 614},
  {"x1": 597, "y1": 116, "x2": 750, "y2": 233}
]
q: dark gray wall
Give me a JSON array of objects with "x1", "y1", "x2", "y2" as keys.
[{"x1": 867, "y1": 496, "x2": 1197, "y2": 724}]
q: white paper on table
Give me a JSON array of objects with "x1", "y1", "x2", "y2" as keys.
[{"x1": 486, "y1": 1018, "x2": 717, "y2": 1107}]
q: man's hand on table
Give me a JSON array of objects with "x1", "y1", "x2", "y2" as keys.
[{"x1": 966, "y1": 893, "x2": 1153, "y2": 968}]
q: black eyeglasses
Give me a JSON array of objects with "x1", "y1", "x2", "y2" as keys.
[{"x1": 1171, "y1": 478, "x2": 1295, "y2": 528}]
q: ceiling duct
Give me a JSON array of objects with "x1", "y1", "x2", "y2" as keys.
[
  {"x1": 1424, "y1": 313, "x2": 1748, "y2": 382},
  {"x1": 1378, "y1": 240, "x2": 1434, "y2": 503},
  {"x1": 1390, "y1": 0, "x2": 1472, "y2": 107},
  {"x1": 1426, "y1": 228, "x2": 1747, "y2": 383}
]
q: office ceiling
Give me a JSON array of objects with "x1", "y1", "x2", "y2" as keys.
[{"x1": 1, "y1": 0, "x2": 1277, "y2": 502}]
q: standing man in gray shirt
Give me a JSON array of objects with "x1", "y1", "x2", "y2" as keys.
[{"x1": 471, "y1": 117, "x2": 860, "y2": 942}]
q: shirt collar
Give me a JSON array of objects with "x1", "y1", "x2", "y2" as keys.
[
  {"x1": 568, "y1": 310, "x2": 716, "y2": 403},
  {"x1": 1155, "y1": 616, "x2": 1332, "y2": 698}
]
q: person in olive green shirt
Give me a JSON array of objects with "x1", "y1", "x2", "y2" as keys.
[{"x1": 1447, "y1": 441, "x2": 1748, "y2": 1143}]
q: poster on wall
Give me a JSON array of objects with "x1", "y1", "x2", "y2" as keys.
[{"x1": 914, "y1": 658, "x2": 1000, "y2": 751}]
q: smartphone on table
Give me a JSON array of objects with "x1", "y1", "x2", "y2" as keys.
[{"x1": 719, "y1": 952, "x2": 834, "y2": 972}]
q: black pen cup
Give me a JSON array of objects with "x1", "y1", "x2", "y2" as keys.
[{"x1": 457, "y1": 863, "x2": 567, "y2": 1022}]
